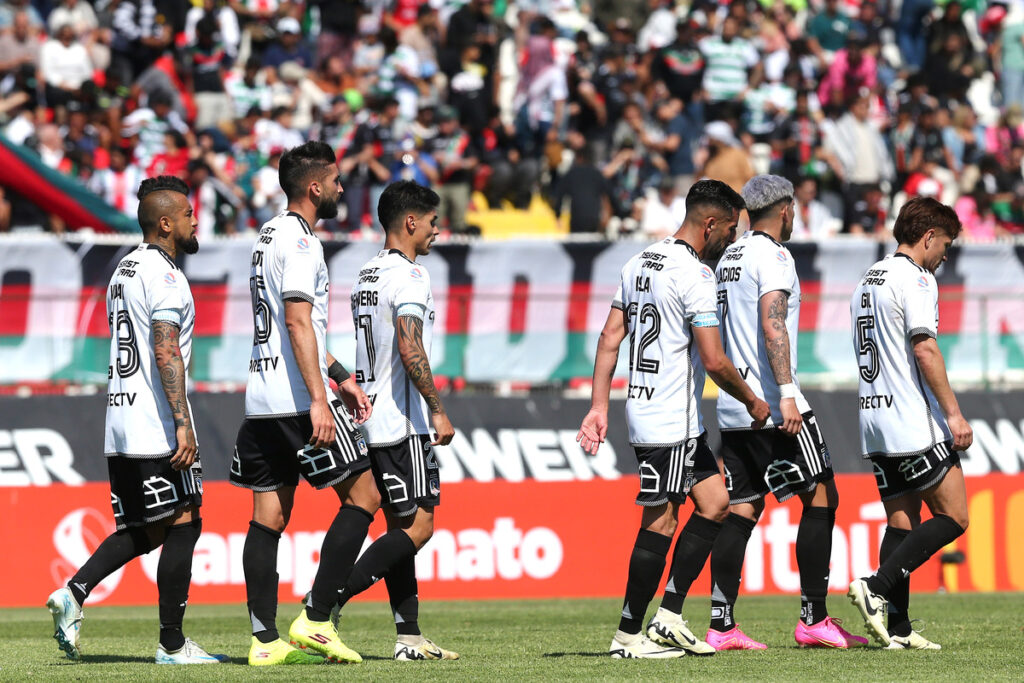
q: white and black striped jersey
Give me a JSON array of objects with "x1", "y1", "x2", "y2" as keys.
[
  {"x1": 715, "y1": 231, "x2": 811, "y2": 430},
  {"x1": 351, "y1": 249, "x2": 435, "y2": 446},
  {"x1": 104, "y1": 244, "x2": 196, "y2": 458},
  {"x1": 245, "y1": 212, "x2": 332, "y2": 418},
  {"x1": 613, "y1": 238, "x2": 720, "y2": 446},
  {"x1": 850, "y1": 253, "x2": 952, "y2": 457}
]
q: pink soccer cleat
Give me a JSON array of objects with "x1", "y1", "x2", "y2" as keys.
[
  {"x1": 705, "y1": 625, "x2": 767, "y2": 651},
  {"x1": 795, "y1": 617, "x2": 869, "y2": 649}
]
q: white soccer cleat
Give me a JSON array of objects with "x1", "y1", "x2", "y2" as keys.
[
  {"x1": 394, "y1": 635, "x2": 460, "y2": 660},
  {"x1": 156, "y1": 637, "x2": 229, "y2": 664},
  {"x1": 847, "y1": 578, "x2": 890, "y2": 646},
  {"x1": 885, "y1": 622, "x2": 941, "y2": 650},
  {"x1": 647, "y1": 608, "x2": 716, "y2": 656},
  {"x1": 610, "y1": 630, "x2": 686, "y2": 659},
  {"x1": 46, "y1": 587, "x2": 83, "y2": 660}
]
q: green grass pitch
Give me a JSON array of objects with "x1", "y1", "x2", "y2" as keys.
[{"x1": 2, "y1": 593, "x2": 1023, "y2": 681}]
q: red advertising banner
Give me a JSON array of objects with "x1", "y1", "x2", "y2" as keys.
[{"x1": 3, "y1": 475, "x2": 1022, "y2": 608}]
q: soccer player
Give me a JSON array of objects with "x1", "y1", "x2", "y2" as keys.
[
  {"x1": 45, "y1": 176, "x2": 225, "y2": 664},
  {"x1": 847, "y1": 197, "x2": 972, "y2": 649},
  {"x1": 231, "y1": 141, "x2": 378, "y2": 666},
  {"x1": 336, "y1": 180, "x2": 459, "y2": 661},
  {"x1": 708, "y1": 175, "x2": 866, "y2": 650},
  {"x1": 577, "y1": 179, "x2": 771, "y2": 658}
]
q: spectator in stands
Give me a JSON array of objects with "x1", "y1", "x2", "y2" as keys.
[
  {"x1": 847, "y1": 183, "x2": 887, "y2": 237},
  {"x1": 374, "y1": 26, "x2": 423, "y2": 122},
  {"x1": 1002, "y1": 5, "x2": 1024, "y2": 111},
  {"x1": 0, "y1": 0, "x2": 42, "y2": 32},
  {"x1": 262, "y1": 17, "x2": 312, "y2": 70},
  {"x1": 110, "y1": 0, "x2": 180, "y2": 84},
  {"x1": 553, "y1": 141, "x2": 611, "y2": 233},
  {"x1": 226, "y1": 56, "x2": 271, "y2": 119},
  {"x1": 908, "y1": 104, "x2": 959, "y2": 205},
  {"x1": 955, "y1": 188, "x2": 1002, "y2": 241},
  {"x1": 122, "y1": 90, "x2": 191, "y2": 170},
  {"x1": 250, "y1": 147, "x2": 286, "y2": 225},
  {"x1": 699, "y1": 15, "x2": 759, "y2": 122},
  {"x1": 514, "y1": 32, "x2": 568, "y2": 159},
  {"x1": 808, "y1": 0, "x2": 851, "y2": 57},
  {"x1": 89, "y1": 147, "x2": 144, "y2": 218},
  {"x1": 184, "y1": 0, "x2": 240, "y2": 59},
  {"x1": 187, "y1": 15, "x2": 234, "y2": 131},
  {"x1": 654, "y1": 20, "x2": 705, "y2": 104},
  {"x1": 0, "y1": 10, "x2": 39, "y2": 81},
  {"x1": 340, "y1": 98, "x2": 397, "y2": 231},
  {"x1": 656, "y1": 97, "x2": 700, "y2": 193},
  {"x1": 698, "y1": 120, "x2": 754, "y2": 194},
  {"x1": 792, "y1": 177, "x2": 838, "y2": 240},
  {"x1": 825, "y1": 92, "x2": 894, "y2": 231},
  {"x1": 431, "y1": 105, "x2": 479, "y2": 234},
  {"x1": 817, "y1": 33, "x2": 876, "y2": 112},
  {"x1": 641, "y1": 176, "x2": 686, "y2": 240},
  {"x1": 481, "y1": 109, "x2": 536, "y2": 210},
  {"x1": 443, "y1": 0, "x2": 498, "y2": 84}
]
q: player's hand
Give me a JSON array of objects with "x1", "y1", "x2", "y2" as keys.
[
  {"x1": 308, "y1": 398, "x2": 336, "y2": 449},
  {"x1": 431, "y1": 411, "x2": 455, "y2": 446},
  {"x1": 576, "y1": 409, "x2": 608, "y2": 455},
  {"x1": 779, "y1": 397, "x2": 803, "y2": 436},
  {"x1": 949, "y1": 413, "x2": 973, "y2": 451},
  {"x1": 170, "y1": 424, "x2": 197, "y2": 471},
  {"x1": 338, "y1": 377, "x2": 373, "y2": 424},
  {"x1": 747, "y1": 397, "x2": 771, "y2": 430}
]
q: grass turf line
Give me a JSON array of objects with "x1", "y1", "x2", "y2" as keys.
[{"x1": 2, "y1": 593, "x2": 1022, "y2": 681}]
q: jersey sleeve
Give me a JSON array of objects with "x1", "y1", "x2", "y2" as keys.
[
  {"x1": 149, "y1": 269, "x2": 186, "y2": 326},
  {"x1": 903, "y1": 271, "x2": 939, "y2": 339},
  {"x1": 393, "y1": 265, "x2": 431, "y2": 319},
  {"x1": 682, "y1": 264, "x2": 720, "y2": 328},
  {"x1": 611, "y1": 274, "x2": 626, "y2": 310},
  {"x1": 280, "y1": 233, "x2": 318, "y2": 303},
  {"x1": 757, "y1": 245, "x2": 797, "y2": 298}
]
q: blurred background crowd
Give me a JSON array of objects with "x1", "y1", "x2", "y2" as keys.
[{"x1": 1, "y1": 0, "x2": 1023, "y2": 241}]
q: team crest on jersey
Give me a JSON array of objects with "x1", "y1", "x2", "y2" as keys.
[
  {"x1": 917, "y1": 275, "x2": 929, "y2": 289},
  {"x1": 410, "y1": 267, "x2": 423, "y2": 279},
  {"x1": 164, "y1": 272, "x2": 176, "y2": 285},
  {"x1": 700, "y1": 266, "x2": 713, "y2": 280},
  {"x1": 297, "y1": 237, "x2": 310, "y2": 250}
]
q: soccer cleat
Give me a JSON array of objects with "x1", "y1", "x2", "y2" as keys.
[
  {"x1": 248, "y1": 637, "x2": 325, "y2": 665},
  {"x1": 705, "y1": 625, "x2": 767, "y2": 650},
  {"x1": 609, "y1": 630, "x2": 686, "y2": 658},
  {"x1": 156, "y1": 637, "x2": 229, "y2": 664},
  {"x1": 46, "y1": 587, "x2": 83, "y2": 660},
  {"x1": 794, "y1": 617, "x2": 869, "y2": 649},
  {"x1": 302, "y1": 590, "x2": 341, "y2": 630},
  {"x1": 394, "y1": 635, "x2": 460, "y2": 660},
  {"x1": 646, "y1": 608, "x2": 716, "y2": 656},
  {"x1": 288, "y1": 609, "x2": 362, "y2": 663},
  {"x1": 847, "y1": 578, "x2": 890, "y2": 646},
  {"x1": 886, "y1": 622, "x2": 941, "y2": 650}
]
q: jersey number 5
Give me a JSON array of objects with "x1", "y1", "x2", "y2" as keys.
[
  {"x1": 856, "y1": 315, "x2": 879, "y2": 383},
  {"x1": 250, "y1": 275, "x2": 272, "y2": 345}
]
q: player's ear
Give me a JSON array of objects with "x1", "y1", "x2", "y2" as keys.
[
  {"x1": 406, "y1": 214, "x2": 416, "y2": 233},
  {"x1": 924, "y1": 228, "x2": 935, "y2": 248}
]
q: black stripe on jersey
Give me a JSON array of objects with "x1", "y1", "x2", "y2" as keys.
[
  {"x1": 146, "y1": 244, "x2": 179, "y2": 270},
  {"x1": 894, "y1": 252, "x2": 926, "y2": 272},
  {"x1": 287, "y1": 211, "x2": 314, "y2": 235},
  {"x1": 388, "y1": 248, "x2": 415, "y2": 264},
  {"x1": 673, "y1": 239, "x2": 699, "y2": 260},
  {"x1": 752, "y1": 230, "x2": 783, "y2": 247}
]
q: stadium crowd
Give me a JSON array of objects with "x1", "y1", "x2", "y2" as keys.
[{"x1": 1, "y1": 0, "x2": 1023, "y2": 241}]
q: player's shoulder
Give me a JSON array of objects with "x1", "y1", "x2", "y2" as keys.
[
  {"x1": 375, "y1": 249, "x2": 431, "y2": 284},
  {"x1": 748, "y1": 230, "x2": 793, "y2": 262},
  {"x1": 262, "y1": 211, "x2": 317, "y2": 240}
]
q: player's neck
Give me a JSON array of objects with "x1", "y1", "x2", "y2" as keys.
[
  {"x1": 383, "y1": 236, "x2": 418, "y2": 262},
  {"x1": 751, "y1": 221, "x2": 783, "y2": 243},
  {"x1": 144, "y1": 236, "x2": 177, "y2": 260},
  {"x1": 673, "y1": 226, "x2": 703, "y2": 255},
  {"x1": 286, "y1": 201, "x2": 317, "y2": 233},
  {"x1": 895, "y1": 243, "x2": 924, "y2": 264}
]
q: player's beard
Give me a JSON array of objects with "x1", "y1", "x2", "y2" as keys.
[
  {"x1": 704, "y1": 234, "x2": 729, "y2": 261},
  {"x1": 315, "y1": 192, "x2": 339, "y2": 220},
  {"x1": 180, "y1": 235, "x2": 200, "y2": 254}
]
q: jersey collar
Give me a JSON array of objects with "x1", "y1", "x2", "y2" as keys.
[
  {"x1": 387, "y1": 248, "x2": 415, "y2": 264},
  {"x1": 287, "y1": 211, "x2": 313, "y2": 235},
  {"x1": 144, "y1": 243, "x2": 179, "y2": 270},
  {"x1": 673, "y1": 239, "x2": 699, "y2": 259},
  {"x1": 893, "y1": 252, "x2": 925, "y2": 271},
  {"x1": 752, "y1": 230, "x2": 783, "y2": 247}
]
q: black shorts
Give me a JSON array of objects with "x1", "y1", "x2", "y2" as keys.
[
  {"x1": 633, "y1": 434, "x2": 720, "y2": 506},
  {"x1": 107, "y1": 456, "x2": 202, "y2": 530},
  {"x1": 871, "y1": 441, "x2": 961, "y2": 502},
  {"x1": 721, "y1": 411, "x2": 834, "y2": 504},
  {"x1": 370, "y1": 435, "x2": 440, "y2": 517},
  {"x1": 231, "y1": 399, "x2": 371, "y2": 492}
]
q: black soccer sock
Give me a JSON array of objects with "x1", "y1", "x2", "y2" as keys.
[
  {"x1": 617, "y1": 529, "x2": 671, "y2": 635},
  {"x1": 879, "y1": 526, "x2": 912, "y2": 637},
  {"x1": 661, "y1": 514, "x2": 721, "y2": 614},
  {"x1": 385, "y1": 555, "x2": 421, "y2": 636},
  {"x1": 866, "y1": 514, "x2": 964, "y2": 597},
  {"x1": 157, "y1": 519, "x2": 202, "y2": 651},
  {"x1": 68, "y1": 526, "x2": 153, "y2": 606},
  {"x1": 243, "y1": 521, "x2": 282, "y2": 643},
  {"x1": 305, "y1": 505, "x2": 374, "y2": 622},
  {"x1": 797, "y1": 506, "x2": 835, "y2": 625},
  {"x1": 709, "y1": 513, "x2": 756, "y2": 632},
  {"x1": 337, "y1": 529, "x2": 417, "y2": 609}
]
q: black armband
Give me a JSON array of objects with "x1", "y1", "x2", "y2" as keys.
[{"x1": 328, "y1": 360, "x2": 351, "y2": 385}]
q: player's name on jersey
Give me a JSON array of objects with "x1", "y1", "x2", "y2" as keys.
[
  {"x1": 249, "y1": 356, "x2": 280, "y2": 373},
  {"x1": 717, "y1": 266, "x2": 742, "y2": 283},
  {"x1": 859, "y1": 394, "x2": 894, "y2": 410}
]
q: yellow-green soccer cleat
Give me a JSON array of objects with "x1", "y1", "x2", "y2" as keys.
[
  {"x1": 46, "y1": 587, "x2": 83, "y2": 660},
  {"x1": 288, "y1": 609, "x2": 362, "y2": 663},
  {"x1": 394, "y1": 635, "x2": 461, "y2": 660},
  {"x1": 847, "y1": 578, "x2": 890, "y2": 646},
  {"x1": 646, "y1": 608, "x2": 716, "y2": 656},
  {"x1": 248, "y1": 637, "x2": 325, "y2": 666}
]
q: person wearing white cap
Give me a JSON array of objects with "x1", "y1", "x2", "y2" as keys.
[
  {"x1": 261, "y1": 16, "x2": 312, "y2": 70},
  {"x1": 699, "y1": 121, "x2": 754, "y2": 194}
]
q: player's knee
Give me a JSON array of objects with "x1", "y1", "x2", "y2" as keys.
[{"x1": 409, "y1": 515, "x2": 434, "y2": 549}]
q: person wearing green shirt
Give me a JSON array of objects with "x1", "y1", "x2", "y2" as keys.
[{"x1": 809, "y1": 0, "x2": 850, "y2": 53}]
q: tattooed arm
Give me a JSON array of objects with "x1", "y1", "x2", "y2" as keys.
[
  {"x1": 396, "y1": 314, "x2": 454, "y2": 445},
  {"x1": 152, "y1": 321, "x2": 197, "y2": 470},
  {"x1": 759, "y1": 290, "x2": 802, "y2": 435}
]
